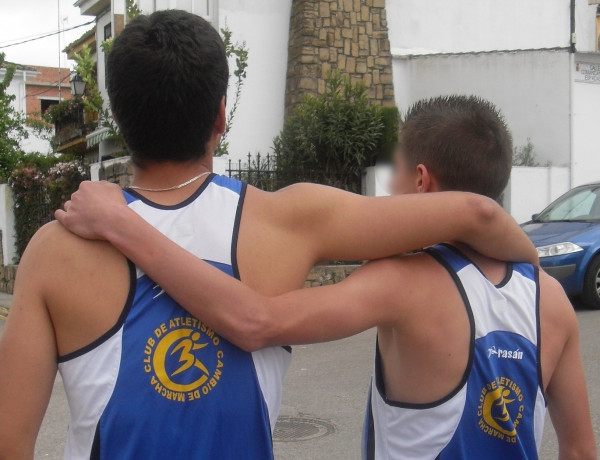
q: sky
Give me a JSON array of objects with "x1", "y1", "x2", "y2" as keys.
[{"x1": 0, "y1": 0, "x2": 92, "y2": 68}]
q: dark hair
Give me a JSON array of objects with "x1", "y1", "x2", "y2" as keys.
[
  {"x1": 106, "y1": 10, "x2": 229, "y2": 166},
  {"x1": 400, "y1": 95, "x2": 513, "y2": 199}
]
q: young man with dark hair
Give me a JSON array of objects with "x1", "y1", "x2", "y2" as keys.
[
  {"x1": 55, "y1": 95, "x2": 595, "y2": 459},
  {"x1": 0, "y1": 12, "x2": 535, "y2": 460}
]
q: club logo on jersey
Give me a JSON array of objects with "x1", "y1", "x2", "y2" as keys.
[
  {"x1": 487, "y1": 346, "x2": 523, "y2": 360},
  {"x1": 477, "y1": 377, "x2": 525, "y2": 444},
  {"x1": 143, "y1": 316, "x2": 224, "y2": 402}
]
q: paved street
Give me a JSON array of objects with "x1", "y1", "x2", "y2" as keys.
[{"x1": 0, "y1": 302, "x2": 598, "y2": 459}]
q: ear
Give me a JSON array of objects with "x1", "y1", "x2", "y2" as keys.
[
  {"x1": 415, "y1": 164, "x2": 432, "y2": 193},
  {"x1": 214, "y1": 97, "x2": 226, "y2": 134}
]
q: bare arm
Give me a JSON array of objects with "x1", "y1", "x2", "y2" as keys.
[
  {"x1": 57, "y1": 180, "x2": 538, "y2": 265},
  {"x1": 0, "y1": 232, "x2": 57, "y2": 459},
  {"x1": 543, "y1": 277, "x2": 596, "y2": 459},
  {"x1": 253, "y1": 183, "x2": 537, "y2": 263}
]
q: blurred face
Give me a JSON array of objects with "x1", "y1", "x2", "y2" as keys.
[{"x1": 390, "y1": 148, "x2": 420, "y2": 196}]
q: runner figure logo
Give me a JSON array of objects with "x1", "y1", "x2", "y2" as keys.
[
  {"x1": 143, "y1": 316, "x2": 225, "y2": 402},
  {"x1": 477, "y1": 376, "x2": 525, "y2": 444}
]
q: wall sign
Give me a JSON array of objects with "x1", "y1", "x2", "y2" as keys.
[{"x1": 575, "y1": 61, "x2": 600, "y2": 84}]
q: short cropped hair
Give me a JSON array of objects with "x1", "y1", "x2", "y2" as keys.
[
  {"x1": 400, "y1": 95, "x2": 513, "y2": 199},
  {"x1": 106, "y1": 10, "x2": 229, "y2": 166}
]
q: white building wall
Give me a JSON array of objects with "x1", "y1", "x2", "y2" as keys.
[
  {"x1": 386, "y1": 0, "x2": 571, "y2": 55},
  {"x1": 392, "y1": 50, "x2": 571, "y2": 168},
  {"x1": 0, "y1": 185, "x2": 17, "y2": 266},
  {"x1": 572, "y1": 53, "x2": 600, "y2": 187},
  {"x1": 218, "y1": 0, "x2": 292, "y2": 161},
  {"x1": 575, "y1": 0, "x2": 599, "y2": 53},
  {"x1": 504, "y1": 166, "x2": 571, "y2": 223}
]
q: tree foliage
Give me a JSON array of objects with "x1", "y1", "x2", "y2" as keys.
[
  {"x1": 0, "y1": 53, "x2": 29, "y2": 181},
  {"x1": 9, "y1": 159, "x2": 86, "y2": 260},
  {"x1": 513, "y1": 138, "x2": 539, "y2": 167},
  {"x1": 215, "y1": 27, "x2": 249, "y2": 157},
  {"x1": 274, "y1": 71, "x2": 397, "y2": 193}
]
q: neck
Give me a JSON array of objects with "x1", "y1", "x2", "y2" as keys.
[
  {"x1": 449, "y1": 241, "x2": 508, "y2": 285},
  {"x1": 131, "y1": 157, "x2": 213, "y2": 190}
]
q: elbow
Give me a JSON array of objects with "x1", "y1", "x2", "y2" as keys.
[
  {"x1": 559, "y1": 441, "x2": 597, "y2": 460},
  {"x1": 470, "y1": 194, "x2": 498, "y2": 226},
  {"x1": 234, "y1": 305, "x2": 276, "y2": 353}
]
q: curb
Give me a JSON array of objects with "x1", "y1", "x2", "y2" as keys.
[{"x1": 0, "y1": 306, "x2": 8, "y2": 321}]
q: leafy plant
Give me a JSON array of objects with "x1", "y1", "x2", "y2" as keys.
[
  {"x1": 0, "y1": 53, "x2": 28, "y2": 178},
  {"x1": 44, "y1": 99, "x2": 85, "y2": 124},
  {"x1": 9, "y1": 158, "x2": 87, "y2": 260},
  {"x1": 215, "y1": 27, "x2": 249, "y2": 157},
  {"x1": 274, "y1": 71, "x2": 386, "y2": 193},
  {"x1": 126, "y1": 0, "x2": 141, "y2": 21},
  {"x1": 513, "y1": 138, "x2": 539, "y2": 167}
]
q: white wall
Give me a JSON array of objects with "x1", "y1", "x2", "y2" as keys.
[
  {"x1": 219, "y1": 0, "x2": 292, "y2": 162},
  {"x1": 392, "y1": 50, "x2": 571, "y2": 168},
  {"x1": 0, "y1": 185, "x2": 17, "y2": 266},
  {"x1": 386, "y1": 0, "x2": 571, "y2": 55},
  {"x1": 362, "y1": 166, "x2": 391, "y2": 197},
  {"x1": 504, "y1": 166, "x2": 571, "y2": 223},
  {"x1": 96, "y1": 10, "x2": 112, "y2": 110},
  {"x1": 572, "y1": 53, "x2": 600, "y2": 187},
  {"x1": 575, "y1": 0, "x2": 599, "y2": 53}
]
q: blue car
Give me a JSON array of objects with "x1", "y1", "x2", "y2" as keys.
[{"x1": 522, "y1": 183, "x2": 600, "y2": 309}]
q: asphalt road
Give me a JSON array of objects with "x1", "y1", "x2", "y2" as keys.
[{"x1": 0, "y1": 305, "x2": 598, "y2": 459}]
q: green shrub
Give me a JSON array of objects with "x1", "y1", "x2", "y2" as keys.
[
  {"x1": 9, "y1": 159, "x2": 87, "y2": 261},
  {"x1": 274, "y1": 71, "x2": 389, "y2": 193}
]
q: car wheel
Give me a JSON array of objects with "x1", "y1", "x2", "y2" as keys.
[{"x1": 582, "y1": 255, "x2": 600, "y2": 310}]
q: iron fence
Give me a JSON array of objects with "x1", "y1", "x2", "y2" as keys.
[{"x1": 226, "y1": 153, "x2": 278, "y2": 191}]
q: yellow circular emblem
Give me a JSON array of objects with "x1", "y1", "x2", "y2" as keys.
[{"x1": 143, "y1": 317, "x2": 225, "y2": 402}]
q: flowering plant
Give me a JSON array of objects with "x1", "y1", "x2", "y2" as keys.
[{"x1": 44, "y1": 99, "x2": 85, "y2": 124}]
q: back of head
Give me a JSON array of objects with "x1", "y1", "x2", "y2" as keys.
[
  {"x1": 401, "y1": 96, "x2": 513, "y2": 199},
  {"x1": 107, "y1": 10, "x2": 229, "y2": 167}
]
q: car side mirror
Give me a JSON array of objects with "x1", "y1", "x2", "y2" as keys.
[{"x1": 531, "y1": 213, "x2": 540, "y2": 221}]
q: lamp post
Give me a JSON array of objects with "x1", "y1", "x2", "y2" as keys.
[{"x1": 69, "y1": 72, "x2": 86, "y2": 98}]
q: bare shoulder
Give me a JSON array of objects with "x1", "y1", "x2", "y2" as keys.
[
  {"x1": 538, "y1": 269, "x2": 578, "y2": 337},
  {"x1": 21, "y1": 221, "x2": 128, "y2": 295}
]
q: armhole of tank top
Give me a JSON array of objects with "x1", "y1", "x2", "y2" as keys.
[
  {"x1": 372, "y1": 249, "x2": 475, "y2": 409},
  {"x1": 230, "y1": 183, "x2": 291, "y2": 355},
  {"x1": 57, "y1": 260, "x2": 137, "y2": 363},
  {"x1": 534, "y1": 266, "x2": 547, "y2": 406},
  {"x1": 231, "y1": 181, "x2": 247, "y2": 282}
]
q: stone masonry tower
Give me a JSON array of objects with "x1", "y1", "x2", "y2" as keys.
[{"x1": 284, "y1": 0, "x2": 395, "y2": 118}]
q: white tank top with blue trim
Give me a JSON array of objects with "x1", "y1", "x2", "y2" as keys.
[
  {"x1": 363, "y1": 244, "x2": 546, "y2": 459},
  {"x1": 57, "y1": 174, "x2": 292, "y2": 460}
]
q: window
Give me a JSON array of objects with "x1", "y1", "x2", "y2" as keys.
[
  {"x1": 40, "y1": 99, "x2": 58, "y2": 114},
  {"x1": 104, "y1": 22, "x2": 112, "y2": 41}
]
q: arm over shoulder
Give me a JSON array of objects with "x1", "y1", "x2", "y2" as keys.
[
  {"x1": 540, "y1": 272, "x2": 596, "y2": 459},
  {"x1": 260, "y1": 183, "x2": 537, "y2": 264}
]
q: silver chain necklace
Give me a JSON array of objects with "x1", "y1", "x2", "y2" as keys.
[{"x1": 129, "y1": 171, "x2": 211, "y2": 192}]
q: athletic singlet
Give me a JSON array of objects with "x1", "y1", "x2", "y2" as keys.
[
  {"x1": 363, "y1": 244, "x2": 546, "y2": 459},
  {"x1": 57, "y1": 174, "x2": 292, "y2": 460}
]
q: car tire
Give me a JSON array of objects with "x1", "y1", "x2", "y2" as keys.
[{"x1": 582, "y1": 255, "x2": 600, "y2": 310}]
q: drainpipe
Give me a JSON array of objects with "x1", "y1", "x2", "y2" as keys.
[{"x1": 569, "y1": 0, "x2": 576, "y2": 188}]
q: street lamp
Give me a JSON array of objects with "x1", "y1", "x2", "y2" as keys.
[{"x1": 70, "y1": 72, "x2": 86, "y2": 97}]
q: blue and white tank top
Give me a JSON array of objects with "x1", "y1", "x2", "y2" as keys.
[
  {"x1": 364, "y1": 244, "x2": 545, "y2": 459},
  {"x1": 57, "y1": 174, "x2": 292, "y2": 460}
]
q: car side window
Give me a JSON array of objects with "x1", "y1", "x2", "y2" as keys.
[{"x1": 544, "y1": 189, "x2": 599, "y2": 221}]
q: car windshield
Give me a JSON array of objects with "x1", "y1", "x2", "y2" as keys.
[{"x1": 536, "y1": 186, "x2": 600, "y2": 222}]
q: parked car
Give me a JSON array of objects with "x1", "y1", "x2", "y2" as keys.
[{"x1": 522, "y1": 182, "x2": 600, "y2": 309}]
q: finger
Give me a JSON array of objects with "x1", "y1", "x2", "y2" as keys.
[
  {"x1": 63, "y1": 200, "x2": 72, "y2": 212},
  {"x1": 55, "y1": 209, "x2": 66, "y2": 224}
]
